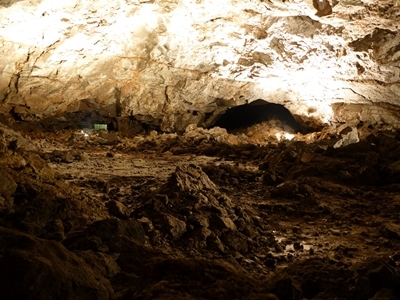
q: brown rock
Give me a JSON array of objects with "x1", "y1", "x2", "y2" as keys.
[
  {"x1": 45, "y1": 218, "x2": 65, "y2": 241},
  {"x1": 123, "y1": 258, "x2": 272, "y2": 299},
  {"x1": 107, "y1": 200, "x2": 130, "y2": 219},
  {"x1": 206, "y1": 234, "x2": 225, "y2": 253},
  {"x1": 210, "y1": 215, "x2": 237, "y2": 232},
  {"x1": 163, "y1": 214, "x2": 187, "y2": 241},
  {"x1": 353, "y1": 258, "x2": 400, "y2": 299},
  {"x1": 98, "y1": 131, "x2": 121, "y2": 145},
  {"x1": 24, "y1": 152, "x2": 55, "y2": 181},
  {"x1": 0, "y1": 227, "x2": 114, "y2": 300},
  {"x1": 271, "y1": 181, "x2": 299, "y2": 198},
  {"x1": 381, "y1": 223, "x2": 400, "y2": 240},
  {"x1": 269, "y1": 274, "x2": 302, "y2": 300},
  {"x1": 63, "y1": 218, "x2": 146, "y2": 251},
  {"x1": 137, "y1": 216, "x2": 154, "y2": 232},
  {"x1": 0, "y1": 168, "x2": 17, "y2": 200},
  {"x1": 262, "y1": 171, "x2": 282, "y2": 186},
  {"x1": 0, "y1": 124, "x2": 36, "y2": 152},
  {"x1": 300, "y1": 152, "x2": 313, "y2": 164},
  {"x1": 292, "y1": 226, "x2": 301, "y2": 234},
  {"x1": 222, "y1": 232, "x2": 249, "y2": 253},
  {"x1": 313, "y1": 0, "x2": 332, "y2": 17},
  {"x1": 79, "y1": 251, "x2": 121, "y2": 279},
  {"x1": 187, "y1": 214, "x2": 210, "y2": 228},
  {"x1": 388, "y1": 160, "x2": 400, "y2": 175},
  {"x1": 370, "y1": 288, "x2": 397, "y2": 300},
  {"x1": 0, "y1": 129, "x2": 6, "y2": 154},
  {"x1": 167, "y1": 164, "x2": 223, "y2": 201}
]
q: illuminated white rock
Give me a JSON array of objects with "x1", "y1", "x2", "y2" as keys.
[{"x1": 0, "y1": 0, "x2": 399, "y2": 131}]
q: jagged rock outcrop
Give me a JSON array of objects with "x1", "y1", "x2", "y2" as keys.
[
  {"x1": 0, "y1": 227, "x2": 114, "y2": 300},
  {"x1": 0, "y1": 0, "x2": 400, "y2": 131}
]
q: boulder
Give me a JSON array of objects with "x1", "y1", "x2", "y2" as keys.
[
  {"x1": 381, "y1": 223, "x2": 400, "y2": 240},
  {"x1": 162, "y1": 214, "x2": 187, "y2": 241},
  {"x1": 0, "y1": 129, "x2": 6, "y2": 154},
  {"x1": 271, "y1": 181, "x2": 299, "y2": 198},
  {"x1": 0, "y1": 168, "x2": 17, "y2": 211},
  {"x1": 121, "y1": 258, "x2": 275, "y2": 300},
  {"x1": 97, "y1": 132, "x2": 121, "y2": 145},
  {"x1": 353, "y1": 258, "x2": 400, "y2": 300},
  {"x1": 210, "y1": 215, "x2": 237, "y2": 232},
  {"x1": 0, "y1": 227, "x2": 114, "y2": 300},
  {"x1": 106, "y1": 200, "x2": 130, "y2": 219},
  {"x1": 0, "y1": 169, "x2": 17, "y2": 199}
]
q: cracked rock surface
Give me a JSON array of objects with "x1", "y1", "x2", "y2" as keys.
[{"x1": 0, "y1": 0, "x2": 400, "y2": 131}]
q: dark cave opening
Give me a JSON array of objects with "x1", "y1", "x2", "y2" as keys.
[{"x1": 211, "y1": 100, "x2": 301, "y2": 132}]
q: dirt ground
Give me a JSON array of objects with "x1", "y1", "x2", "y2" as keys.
[{"x1": 1, "y1": 121, "x2": 400, "y2": 300}]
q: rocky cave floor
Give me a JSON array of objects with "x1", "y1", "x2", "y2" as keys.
[{"x1": 1, "y1": 121, "x2": 400, "y2": 300}]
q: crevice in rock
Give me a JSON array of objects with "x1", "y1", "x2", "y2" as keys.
[
  {"x1": 114, "y1": 87, "x2": 122, "y2": 117},
  {"x1": 9, "y1": 73, "x2": 20, "y2": 94}
]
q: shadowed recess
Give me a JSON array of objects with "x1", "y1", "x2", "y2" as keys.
[{"x1": 212, "y1": 100, "x2": 301, "y2": 132}]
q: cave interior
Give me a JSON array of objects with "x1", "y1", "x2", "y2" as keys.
[{"x1": 1, "y1": 0, "x2": 400, "y2": 299}]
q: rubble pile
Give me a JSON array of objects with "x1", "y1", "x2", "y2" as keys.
[{"x1": 0, "y1": 122, "x2": 400, "y2": 299}]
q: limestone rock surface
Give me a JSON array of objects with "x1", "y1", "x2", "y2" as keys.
[{"x1": 0, "y1": 0, "x2": 400, "y2": 130}]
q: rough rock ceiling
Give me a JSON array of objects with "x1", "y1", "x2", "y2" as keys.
[{"x1": 0, "y1": 0, "x2": 400, "y2": 131}]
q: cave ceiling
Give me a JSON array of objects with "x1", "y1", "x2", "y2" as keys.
[{"x1": 0, "y1": 0, "x2": 400, "y2": 131}]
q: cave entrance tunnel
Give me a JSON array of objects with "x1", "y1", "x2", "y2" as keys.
[{"x1": 211, "y1": 100, "x2": 302, "y2": 133}]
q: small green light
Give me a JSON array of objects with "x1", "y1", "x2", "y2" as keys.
[{"x1": 94, "y1": 124, "x2": 107, "y2": 131}]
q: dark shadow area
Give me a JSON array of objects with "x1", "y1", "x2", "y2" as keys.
[
  {"x1": 0, "y1": 111, "x2": 149, "y2": 137},
  {"x1": 0, "y1": 100, "x2": 165, "y2": 136},
  {"x1": 212, "y1": 100, "x2": 301, "y2": 132}
]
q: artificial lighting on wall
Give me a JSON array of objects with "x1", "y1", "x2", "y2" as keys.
[{"x1": 275, "y1": 131, "x2": 295, "y2": 141}]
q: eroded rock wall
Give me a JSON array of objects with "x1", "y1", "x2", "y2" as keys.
[{"x1": 0, "y1": 0, "x2": 400, "y2": 131}]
